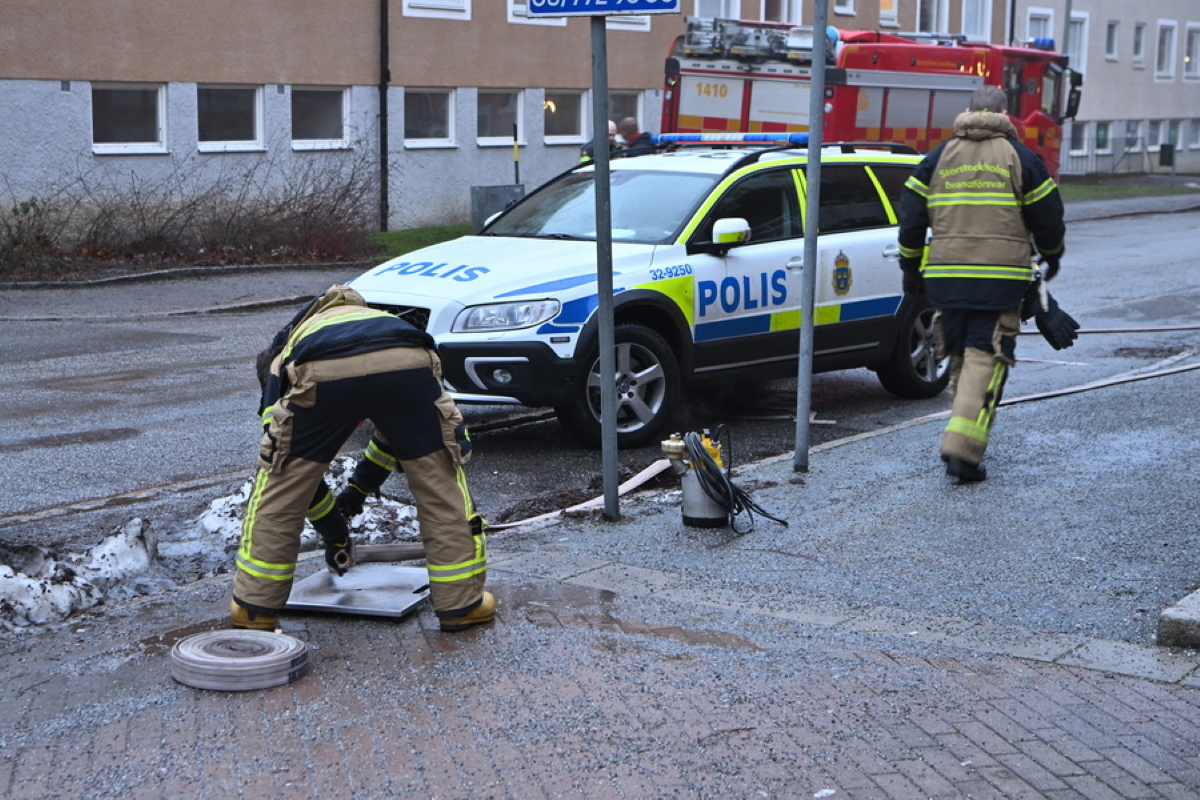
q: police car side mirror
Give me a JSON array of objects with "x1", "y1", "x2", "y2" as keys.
[{"x1": 687, "y1": 217, "x2": 752, "y2": 256}]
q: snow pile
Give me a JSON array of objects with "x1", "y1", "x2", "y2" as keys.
[
  {"x1": 0, "y1": 519, "x2": 157, "y2": 630},
  {"x1": 196, "y1": 455, "x2": 421, "y2": 550}
]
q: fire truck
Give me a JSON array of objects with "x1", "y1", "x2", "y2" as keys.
[{"x1": 661, "y1": 17, "x2": 1081, "y2": 176}]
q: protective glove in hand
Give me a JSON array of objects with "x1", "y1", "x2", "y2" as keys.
[
  {"x1": 901, "y1": 270, "x2": 924, "y2": 296},
  {"x1": 336, "y1": 482, "x2": 370, "y2": 519},
  {"x1": 324, "y1": 536, "x2": 354, "y2": 576},
  {"x1": 1035, "y1": 291, "x2": 1080, "y2": 350}
]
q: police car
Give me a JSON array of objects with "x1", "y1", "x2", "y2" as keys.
[{"x1": 349, "y1": 136, "x2": 948, "y2": 448}]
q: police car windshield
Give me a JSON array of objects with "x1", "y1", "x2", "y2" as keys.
[{"x1": 486, "y1": 170, "x2": 717, "y2": 245}]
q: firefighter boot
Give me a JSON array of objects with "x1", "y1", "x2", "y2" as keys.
[
  {"x1": 943, "y1": 455, "x2": 987, "y2": 483},
  {"x1": 229, "y1": 599, "x2": 279, "y2": 631},
  {"x1": 438, "y1": 591, "x2": 496, "y2": 632}
]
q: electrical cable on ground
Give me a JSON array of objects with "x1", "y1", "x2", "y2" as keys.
[{"x1": 684, "y1": 426, "x2": 787, "y2": 535}]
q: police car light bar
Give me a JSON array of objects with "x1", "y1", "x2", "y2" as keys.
[{"x1": 653, "y1": 132, "x2": 811, "y2": 146}]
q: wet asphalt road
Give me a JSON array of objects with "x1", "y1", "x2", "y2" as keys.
[{"x1": 1, "y1": 208, "x2": 1198, "y2": 563}]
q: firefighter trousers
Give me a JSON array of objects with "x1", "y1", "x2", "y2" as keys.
[
  {"x1": 935, "y1": 307, "x2": 1020, "y2": 465},
  {"x1": 233, "y1": 347, "x2": 486, "y2": 617}
]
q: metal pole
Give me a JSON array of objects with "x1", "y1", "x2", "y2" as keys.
[
  {"x1": 591, "y1": 16, "x2": 619, "y2": 520},
  {"x1": 378, "y1": 0, "x2": 390, "y2": 232},
  {"x1": 792, "y1": 0, "x2": 828, "y2": 473},
  {"x1": 513, "y1": 123, "x2": 520, "y2": 185}
]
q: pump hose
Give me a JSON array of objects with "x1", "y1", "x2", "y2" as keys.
[{"x1": 683, "y1": 428, "x2": 788, "y2": 535}]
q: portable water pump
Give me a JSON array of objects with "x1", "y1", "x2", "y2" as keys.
[{"x1": 661, "y1": 427, "x2": 788, "y2": 533}]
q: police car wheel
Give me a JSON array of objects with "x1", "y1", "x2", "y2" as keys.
[
  {"x1": 875, "y1": 301, "x2": 950, "y2": 399},
  {"x1": 555, "y1": 324, "x2": 680, "y2": 449}
]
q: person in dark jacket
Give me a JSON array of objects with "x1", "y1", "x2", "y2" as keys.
[
  {"x1": 897, "y1": 86, "x2": 1066, "y2": 482},
  {"x1": 580, "y1": 119, "x2": 619, "y2": 161},
  {"x1": 231, "y1": 285, "x2": 493, "y2": 632},
  {"x1": 616, "y1": 117, "x2": 655, "y2": 157}
]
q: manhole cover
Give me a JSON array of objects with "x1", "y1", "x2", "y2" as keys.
[{"x1": 170, "y1": 630, "x2": 309, "y2": 691}]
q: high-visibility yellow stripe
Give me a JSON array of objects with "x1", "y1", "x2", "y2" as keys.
[
  {"x1": 1023, "y1": 177, "x2": 1057, "y2": 205},
  {"x1": 923, "y1": 265, "x2": 1032, "y2": 280},
  {"x1": 864, "y1": 166, "x2": 898, "y2": 225},
  {"x1": 307, "y1": 490, "x2": 336, "y2": 521},
  {"x1": 282, "y1": 309, "x2": 392, "y2": 361},
  {"x1": 364, "y1": 439, "x2": 397, "y2": 471},
  {"x1": 945, "y1": 415, "x2": 989, "y2": 443}
]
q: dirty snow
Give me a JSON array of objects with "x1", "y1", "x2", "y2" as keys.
[{"x1": 0, "y1": 456, "x2": 421, "y2": 632}]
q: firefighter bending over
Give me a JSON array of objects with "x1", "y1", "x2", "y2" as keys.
[
  {"x1": 897, "y1": 86, "x2": 1066, "y2": 482},
  {"x1": 230, "y1": 284, "x2": 493, "y2": 632}
]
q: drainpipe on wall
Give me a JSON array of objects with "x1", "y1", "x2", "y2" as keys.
[{"x1": 379, "y1": 0, "x2": 390, "y2": 232}]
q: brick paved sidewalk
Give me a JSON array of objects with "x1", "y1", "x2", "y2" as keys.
[{"x1": 2, "y1": 564, "x2": 1198, "y2": 799}]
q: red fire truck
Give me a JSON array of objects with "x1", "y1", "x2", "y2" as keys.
[{"x1": 661, "y1": 17, "x2": 1081, "y2": 176}]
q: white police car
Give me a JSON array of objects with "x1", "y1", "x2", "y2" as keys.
[{"x1": 349, "y1": 137, "x2": 948, "y2": 448}]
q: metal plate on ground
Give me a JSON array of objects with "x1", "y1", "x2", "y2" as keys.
[
  {"x1": 170, "y1": 630, "x2": 309, "y2": 692},
  {"x1": 285, "y1": 564, "x2": 430, "y2": 618}
]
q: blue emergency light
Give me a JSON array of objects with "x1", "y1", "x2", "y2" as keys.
[{"x1": 653, "y1": 132, "x2": 811, "y2": 146}]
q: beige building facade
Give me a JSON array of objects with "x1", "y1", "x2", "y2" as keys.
[{"x1": 0, "y1": 1, "x2": 1024, "y2": 232}]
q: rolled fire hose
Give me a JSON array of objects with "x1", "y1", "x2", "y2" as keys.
[{"x1": 170, "y1": 629, "x2": 309, "y2": 691}]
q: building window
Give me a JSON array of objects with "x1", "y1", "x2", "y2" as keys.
[
  {"x1": 92, "y1": 83, "x2": 166, "y2": 154},
  {"x1": 1156, "y1": 22, "x2": 1177, "y2": 78},
  {"x1": 1069, "y1": 121, "x2": 1087, "y2": 155},
  {"x1": 962, "y1": 0, "x2": 990, "y2": 41},
  {"x1": 609, "y1": 92, "x2": 642, "y2": 132},
  {"x1": 834, "y1": 0, "x2": 853, "y2": 15},
  {"x1": 1167, "y1": 119, "x2": 1180, "y2": 147},
  {"x1": 544, "y1": 90, "x2": 585, "y2": 143},
  {"x1": 404, "y1": 89, "x2": 455, "y2": 147},
  {"x1": 1026, "y1": 8, "x2": 1052, "y2": 43},
  {"x1": 1186, "y1": 26, "x2": 1200, "y2": 79},
  {"x1": 1133, "y1": 23, "x2": 1146, "y2": 65},
  {"x1": 478, "y1": 90, "x2": 522, "y2": 144},
  {"x1": 1066, "y1": 15, "x2": 1087, "y2": 74},
  {"x1": 758, "y1": 0, "x2": 799, "y2": 24},
  {"x1": 1189, "y1": 119, "x2": 1200, "y2": 148},
  {"x1": 1106, "y1": 21, "x2": 1119, "y2": 60},
  {"x1": 694, "y1": 0, "x2": 737, "y2": 17},
  {"x1": 198, "y1": 86, "x2": 263, "y2": 152},
  {"x1": 292, "y1": 87, "x2": 349, "y2": 149},
  {"x1": 403, "y1": 0, "x2": 469, "y2": 19},
  {"x1": 607, "y1": 15, "x2": 650, "y2": 30},
  {"x1": 508, "y1": 1, "x2": 565, "y2": 26},
  {"x1": 1147, "y1": 119, "x2": 1162, "y2": 149},
  {"x1": 1125, "y1": 120, "x2": 1142, "y2": 151},
  {"x1": 1095, "y1": 121, "x2": 1111, "y2": 154},
  {"x1": 879, "y1": 0, "x2": 898, "y2": 26},
  {"x1": 918, "y1": 0, "x2": 949, "y2": 33}
]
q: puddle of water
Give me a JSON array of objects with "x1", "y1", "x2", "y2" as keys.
[{"x1": 138, "y1": 618, "x2": 227, "y2": 657}]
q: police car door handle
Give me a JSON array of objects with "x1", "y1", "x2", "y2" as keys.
[
  {"x1": 882, "y1": 244, "x2": 901, "y2": 260},
  {"x1": 786, "y1": 255, "x2": 804, "y2": 271}
]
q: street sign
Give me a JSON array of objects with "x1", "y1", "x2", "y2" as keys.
[{"x1": 526, "y1": 0, "x2": 680, "y2": 17}]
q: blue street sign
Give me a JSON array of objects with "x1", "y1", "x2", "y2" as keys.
[{"x1": 526, "y1": 0, "x2": 681, "y2": 17}]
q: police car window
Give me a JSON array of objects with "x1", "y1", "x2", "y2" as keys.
[
  {"x1": 809, "y1": 165, "x2": 891, "y2": 233},
  {"x1": 486, "y1": 170, "x2": 715, "y2": 245},
  {"x1": 867, "y1": 165, "x2": 912, "y2": 213},
  {"x1": 692, "y1": 169, "x2": 800, "y2": 245}
]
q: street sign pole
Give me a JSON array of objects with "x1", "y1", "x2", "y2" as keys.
[
  {"x1": 590, "y1": 16, "x2": 620, "y2": 520},
  {"x1": 793, "y1": 0, "x2": 828, "y2": 473}
]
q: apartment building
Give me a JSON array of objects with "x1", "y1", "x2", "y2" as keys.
[
  {"x1": 0, "y1": 1, "x2": 1017, "y2": 233},
  {"x1": 1012, "y1": 0, "x2": 1200, "y2": 174}
]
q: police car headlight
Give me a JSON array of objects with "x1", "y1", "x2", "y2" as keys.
[{"x1": 452, "y1": 300, "x2": 561, "y2": 332}]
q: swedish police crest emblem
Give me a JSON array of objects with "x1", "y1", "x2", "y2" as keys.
[{"x1": 833, "y1": 250, "x2": 852, "y2": 295}]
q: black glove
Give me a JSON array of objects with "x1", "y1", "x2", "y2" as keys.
[
  {"x1": 336, "y1": 482, "x2": 370, "y2": 519},
  {"x1": 1035, "y1": 291, "x2": 1080, "y2": 350},
  {"x1": 901, "y1": 270, "x2": 924, "y2": 296},
  {"x1": 1041, "y1": 255, "x2": 1060, "y2": 282},
  {"x1": 324, "y1": 536, "x2": 354, "y2": 576}
]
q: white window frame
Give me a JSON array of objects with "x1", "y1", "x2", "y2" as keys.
[
  {"x1": 1185, "y1": 25, "x2": 1200, "y2": 80},
  {"x1": 1147, "y1": 119, "x2": 1162, "y2": 150},
  {"x1": 1026, "y1": 7, "x2": 1053, "y2": 44},
  {"x1": 477, "y1": 89, "x2": 524, "y2": 146},
  {"x1": 755, "y1": 0, "x2": 800, "y2": 24},
  {"x1": 918, "y1": 0, "x2": 950, "y2": 34},
  {"x1": 834, "y1": 0, "x2": 854, "y2": 16},
  {"x1": 694, "y1": 0, "x2": 738, "y2": 17},
  {"x1": 961, "y1": 0, "x2": 990, "y2": 41},
  {"x1": 879, "y1": 0, "x2": 898, "y2": 27},
  {"x1": 403, "y1": 0, "x2": 469, "y2": 20},
  {"x1": 1105, "y1": 21, "x2": 1119, "y2": 61},
  {"x1": 1167, "y1": 119, "x2": 1181, "y2": 147},
  {"x1": 291, "y1": 86, "x2": 350, "y2": 151},
  {"x1": 1156, "y1": 21, "x2": 1178, "y2": 79},
  {"x1": 508, "y1": 1, "x2": 565, "y2": 26},
  {"x1": 1188, "y1": 119, "x2": 1200, "y2": 149},
  {"x1": 1124, "y1": 119, "x2": 1143, "y2": 152},
  {"x1": 91, "y1": 83, "x2": 167, "y2": 155},
  {"x1": 543, "y1": 89, "x2": 587, "y2": 145},
  {"x1": 197, "y1": 85, "x2": 264, "y2": 153},
  {"x1": 1094, "y1": 121, "x2": 1112, "y2": 155},
  {"x1": 1068, "y1": 120, "x2": 1087, "y2": 156},
  {"x1": 403, "y1": 88, "x2": 456, "y2": 149},
  {"x1": 1133, "y1": 22, "x2": 1147, "y2": 66},
  {"x1": 607, "y1": 15, "x2": 651, "y2": 31},
  {"x1": 1066, "y1": 13, "x2": 1088, "y2": 76}
]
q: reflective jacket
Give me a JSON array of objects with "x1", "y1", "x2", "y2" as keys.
[{"x1": 897, "y1": 111, "x2": 1065, "y2": 310}]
